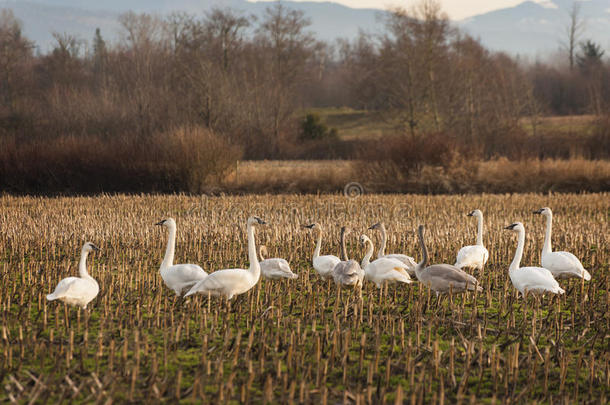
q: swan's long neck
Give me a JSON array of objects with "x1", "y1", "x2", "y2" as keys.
[
  {"x1": 510, "y1": 228, "x2": 525, "y2": 273},
  {"x1": 542, "y1": 214, "x2": 552, "y2": 254},
  {"x1": 313, "y1": 228, "x2": 322, "y2": 260},
  {"x1": 340, "y1": 229, "x2": 349, "y2": 261},
  {"x1": 247, "y1": 222, "x2": 261, "y2": 281},
  {"x1": 415, "y1": 227, "x2": 428, "y2": 278},
  {"x1": 78, "y1": 249, "x2": 92, "y2": 280},
  {"x1": 475, "y1": 214, "x2": 484, "y2": 246},
  {"x1": 378, "y1": 224, "x2": 387, "y2": 258},
  {"x1": 362, "y1": 239, "x2": 374, "y2": 268},
  {"x1": 161, "y1": 223, "x2": 176, "y2": 270}
]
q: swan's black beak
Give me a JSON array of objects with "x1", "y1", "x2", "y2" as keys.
[
  {"x1": 302, "y1": 224, "x2": 315, "y2": 229},
  {"x1": 368, "y1": 222, "x2": 380, "y2": 230},
  {"x1": 155, "y1": 220, "x2": 165, "y2": 226},
  {"x1": 504, "y1": 223, "x2": 517, "y2": 230},
  {"x1": 90, "y1": 244, "x2": 100, "y2": 252},
  {"x1": 255, "y1": 217, "x2": 266, "y2": 225},
  {"x1": 467, "y1": 211, "x2": 474, "y2": 216},
  {"x1": 533, "y1": 208, "x2": 544, "y2": 214}
]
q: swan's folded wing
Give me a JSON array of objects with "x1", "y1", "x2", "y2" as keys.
[
  {"x1": 185, "y1": 269, "x2": 248, "y2": 296},
  {"x1": 544, "y1": 251, "x2": 585, "y2": 274},
  {"x1": 455, "y1": 245, "x2": 487, "y2": 267},
  {"x1": 48, "y1": 277, "x2": 80, "y2": 299},
  {"x1": 385, "y1": 254, "x2": 417, "y2": 268},
  {"x1": 514, "y1": 266, "x2": 563, "y2": 292},
  {"x1": 174, "y1": 264, "x2": 208, "y2": 279},
  {"x1": 425, "y1": 264, "x2": 480, "y2": 289}
]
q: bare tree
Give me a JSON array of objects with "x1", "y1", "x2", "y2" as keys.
[
  {"x1": 0, "y1": 9, "x2": 33, "y2": 111},
  {"x1": 204, "y1": 8, "x2": 250, "y2": 70},
  {"x1": 563, "y1": 2, "x2": 585, "y2": 71}
]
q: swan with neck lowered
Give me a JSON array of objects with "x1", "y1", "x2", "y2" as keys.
[
  {"x1": 47, "y1": 242, "x2": 100, "y2": 309},
  {"x1": 368, "y1": 222, "x2": 417, "y2": 276},
  {"x1": 331, "y1": 227, "x2": 364, "y2": 290},
  {"x1": 504, "y1": 222, "x2": 565, "y2": 296},
  {"x1": 156, "y1": 218, "x2": 208, "y2": 296},
  {"x1": 414, "y1": 225, "x2": 482, "y2": 296},
  {"x1": 185, "y1": 216, "x2": 266, "y2": 299},
  {"x1": 534, "y1": 207, "x2": 591, "y2": 281},
  {"x1": 455, "y1": 209, "x2": 489, "y2": 271},
  {"x1": 258, "y1": 245, "x2": 297, "y2": 280},
  {"x1": 360, "y1": 234, "x2": 412, "y2": 288},
  {"x1": 302, "y1": 223, "x2": 340, "y2": 279}
]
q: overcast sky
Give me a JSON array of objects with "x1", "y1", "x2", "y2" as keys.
[{"x1": 249, "y1": 0, "x2": 534, "y2": 20}]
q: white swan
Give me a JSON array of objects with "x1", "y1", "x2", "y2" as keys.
[
  {"x1": 368, "y1": 222, "x2": 417, "y2": 276},
  {"x1": 185, "y1": 216, "x2": 266, "y2": 299},
  {"x1": 302, "y1": 223, "x2": 340, "y2": 279},
  {"x1": 414, "y1": 225, "x2": 482, "y2": 296},
  {"x1": 534, "y1": 207, "x2": 592, "y2": 281},
  {"x1": 47, "y1": 242, "x2": 100, "y2": 309},
  {"x1": 360, "y1": 234, "x2": 411, "y2": 288},
  {"x1": 259, "y1": 245, "x2": 297, "y2": 280},
  {"x1": 455, "y1": 209, "x2": 489, "y2": 271},
  {"x1": 504, "y1": 222, "x2": 565, "y2": 296},
  {"x1": 332, "y1": 227, "x2": 365, "y2": 290},
  {"x1": 156, "y1": 218, "x2": 208, "y2": 296}
]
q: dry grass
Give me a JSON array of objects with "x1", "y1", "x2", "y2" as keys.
[
  {"x1": 223, "y1": 160, "x2": 354, "y2": 194},
  {"x1": 223, "y1": 158, "x2": 610, "y2": 194},
  {"x1": 0, "y1": 193, "x2": 608, "y2": 403}
]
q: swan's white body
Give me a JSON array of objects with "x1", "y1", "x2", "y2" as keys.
[
  {"x1": 535, "y1": 208, "x2": 591, "y2": 281},
  {"x1": 304, "y1": 224, "x2": 341, "y2": 279},
  {"x1": 332, "y1": 227, "x2": 364, "y2": 289},
  {"x1": 47, "y1": 242, "x2": 100, "y2": 309},
  {"x1": 259, "y1": 246, "x2": 297, "y2": 280},
  {"x1": 414, "y1": 226, "x2": 482, "y2": 296},
  {"x1": 455, "y1": 209, "x2": 489, "y2": 271},
  {"x1": 185, "y1": 217, "x2": 265, "y2": 299},
  {"x1": 360, "y1": 235, "x2": 411, "y2": 288},
  {"x1": 369, "y1": 222, "x2": 417, "y2": 276},
  {"x1": 156, "y1": 218, "x2": 207, "y2": 295},
  {"x1": 505, "y1": 222, "x2": 565, "y2": 296}
]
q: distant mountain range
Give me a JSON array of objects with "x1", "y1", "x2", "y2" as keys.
[{"x1": 1, "y1": 0, "x2": 609, "y2": 57}]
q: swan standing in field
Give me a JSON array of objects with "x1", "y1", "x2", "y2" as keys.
[
  {"x1": 156, "y1": 218, "x2": 208, "y2": 295},
  {"x1": 302, "y1": 223, "x2": 340, "y2": 279},
  {"x1": 534, "y1": 207, "x2": 592, "y2": 281},
  {"x1": 47, "y1": 242, "x2": 101, "y2": 309},
  {"x1": 455, "y1": 209, "x2": 489, "y2": 271},
  {"x1": 258, "y1": 245, "x2": 298, "y2": 280},
  {"x1": 185, "y1": 216, "x2": 266, "y2": 299},
  {"x1": 414, "y1": 225, "x2": 482, "y2": 296},
  {"x1": 504, "y1": 222, "x2": 565, "y2": 296},
  {"x1": 360, "y1": 234, "x2": 412, "y2": 288},
  {"x1": 368, "y1": 222, "x2": 417, "y2": 276},
  {"x1": 331, "y1": 227, "x2": 365, "y2": 292}
]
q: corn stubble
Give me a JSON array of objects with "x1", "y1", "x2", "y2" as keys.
[{"x1": 0, "y1": 193, "x2": 608, "y2": 403}]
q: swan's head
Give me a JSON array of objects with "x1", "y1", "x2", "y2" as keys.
[
  {"x1": 504, "y1": 222, "x2": 524, "y2": 233},
  {"x1": 247, "y1": 216, "x2": 266, "y2": 226},
  {"x1": 467, "y1": 209, "x2": 482, "y2": 218},
  {"x1": 533, "y1": 207, "x2": 552, "y2": 217},
  {"x1": 359, "y1": 234, "x2": 371, "y2": 246},
  {"x1": 155, "y1": 218, "x2": 176, "y2": 227},
  {"x1": 368, "y1": 222, "x2": 383, "y2": 230},
  {"x1": 83, "y1": 242, "x2": 100, "y2": 253}
]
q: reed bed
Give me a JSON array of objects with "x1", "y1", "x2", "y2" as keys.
[{"x1": 0, "y1": 193, "x2": 608, "y2": 403}]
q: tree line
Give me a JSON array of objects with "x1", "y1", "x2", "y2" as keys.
[{"x1": 0, "y1": 1, "x2": 608, "y2": 193}]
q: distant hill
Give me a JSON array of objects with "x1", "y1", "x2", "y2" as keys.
[
  {"x1": 458, "y1": 0, "x2": 610, "y2": 56},
  {"x1": 1, "y1": 0, "x2": 609, "y2": 56}
]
